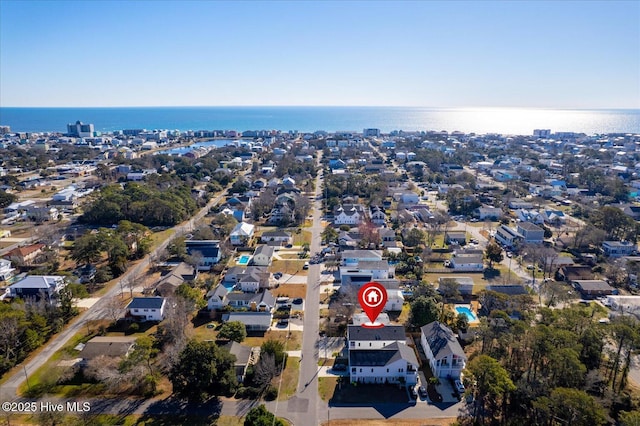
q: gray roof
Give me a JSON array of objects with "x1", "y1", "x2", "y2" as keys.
[
  {"x1": 518, "y1": 221, "x2": 543, "y2": 231},
  {"x1": 420, "y1": 321, "x2": 466, "y2": 360},
  {"x1": 9, "y1": 275, "x2": 63, "y2": 290},
  {"x1": 225, "y1": 311, "x2": 272, "y2": 326},
  {"x1": 573, "y1": 280, "x2": 614, "y2": 292},
  {"x1": 349, "y1": 342, "x2": 419, "y2": 367},
  {"x1": 226, "y1": 289, "x2": 275, "y2": 306},
  {"x1": 80, "y1": 336, "x2": 136, "y2": 360},
  {"x1": 347, "y1": 325, "x2": 406, "y2": 342},
  {"x1": 485, "y1": 285, "x2": 529, "y2": 296},
  {"x1": 220, "y1": 341, "x2": 252, "y2": 366},
  {"x1": 261, "y1": 230, "x2": 291, "y2": 238},
  {"x1": 127, "y1": 297, "x2": 165, "y2": 310},
  {"x1": 253, "y1": 245, "x2": 274, "y2": 258}
]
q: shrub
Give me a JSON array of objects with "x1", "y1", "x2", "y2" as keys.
[{"x1": 264, "y1": 385, "x2": 278, "y2": 401}]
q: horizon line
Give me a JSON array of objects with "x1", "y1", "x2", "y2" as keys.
[{"x1": 1, "y1": 105, "x2": 639, "y2": 111}]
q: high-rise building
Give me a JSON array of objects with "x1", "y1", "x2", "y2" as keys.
[{"x1": 67, "y1": 121, "x2": 94, "y2": 138}]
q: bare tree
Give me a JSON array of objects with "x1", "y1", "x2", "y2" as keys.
[
  {"x1": 104, "y1": 296, "x2": 124, "y2": 325},
  {"x1": 252, "y1": 352, "x2": 277, "y2": 389}
]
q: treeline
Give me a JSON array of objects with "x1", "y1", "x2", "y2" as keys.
[
  {"x1": 0, "y1": 289, "x2": 77, "y2": 377},
  {"x1": 80, "y1": 182, "x2": 197, "y2": 227},
  {"x1": 461, "y1": 297, "x2": 640, "y2": 425}
]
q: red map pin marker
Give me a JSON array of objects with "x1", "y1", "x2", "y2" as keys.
[{"x1": 358, "y1": 281, "x2": 387, "y2": 328}]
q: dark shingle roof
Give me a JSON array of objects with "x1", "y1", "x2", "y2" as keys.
[
  {"x1": 347, "y1": 325, "x2": 406, "y2": 342},
  {"x1": 420, "y1": 321, "x2": 466, "y2": 359},
  {"x1": 127, "y1": 297, "x2": 165, "y2": 310},
  {"x1": 349, "y1": 342, "x2": 418, "y2": 366}
]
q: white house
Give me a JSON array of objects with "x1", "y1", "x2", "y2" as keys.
[
  {"x1": 127, "y1": 297, "x2": 166, "y2": 322},
  {"x1": 449, "y1": 253, "x2": 484, "y2": 271},
  {"x1": 347, "y1": 325, "x2": 419, "y2": 385},
  {"x1": 602, "y1": 241, "x2": 637, "y2": 258},
  {"x1": 341, "y1": 250, "x2": 383, "y2": 266},
  {"x1": 230, "y1": 222, "x2": 255, "y2": 246},
  {"x1": 369, "y1": 206, "x2": 387, "y2": 226},
  {"x1": 0, "y1": 259, "x2": 15, "y2": 282},
  {"x1": 9, "y1": 275, "x2": 66, "y2": 301},
  {"x1": 260, "y1": 230, "x2": 292, "y2": 245},
  {"x1": 474, "y1": 206, "x2": 503, "y2": 220},
  {"x1": 334, "y1": 204, "x2": 365, "y2": 226},
  {"x1": 252, "y1": 245, "x2": 274, "y2": 266},
  {"x1": 494, "y1": 225, "x2": 523, "y2": 248},
  {"x1": 340, "y1": 260, "x2": 394, "y2": 285},
  {"x1": 420, "y1": 321, "x2": 467, "y2": 379}
]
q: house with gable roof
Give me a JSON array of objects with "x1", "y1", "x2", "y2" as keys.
[
  {"x1": 9, "y1": 275, "x2": 66, "y2": 301},
  {"x1": 347, "y1": 325, "x2": 419, "y2": 385},
  {"x1": 420, "y1": 321, "x2": 467, "y2": 379},
  {"x1": 126, "y1": 297, "x2": 166, "y2": 322},
  {"x1": 230, "y1": 222, "x2": 255, "y2": 246}
]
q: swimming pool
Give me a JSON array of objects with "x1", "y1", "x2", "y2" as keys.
[
  {"x1": 455, "y1": 306, "x2": 478, "y2": 322},
  {"x1": 238, "y1": 255, "x2": 251, "y2": 265}
]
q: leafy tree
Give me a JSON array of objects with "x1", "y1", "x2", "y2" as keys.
[
  {"x1": 217, "y1": 321, "x2": 247, "y2": 342},
  {"x1": 438, "y1": 278, "x2": 461, "y2": 302},
  {"x1": 409, "y1": 296, "x2": 440, "y2": 327},
  {"x1": 67, "y1": 283, "x2": 89, "y2": 299},
  {"x1": 0, "y1": 190, "x2": 17, "y2": 208},
  {"x1": 261, "y1": 339, "x2": 287, "y2": 367},
  {"x1": 243, "y1": 404, "x2": 286, "y2": 426},
  {"x1": 533, "y1": 387, "x2": 606, "y2": 426},
  {"x1": 455, "y1": 313, "x2": 469, "y2": 332},
  {"x1": 121, "y1": 335, "x2": 158, "y2": 376},
  {"x1": 466, "y1": 354, "x2": 515, "y2": 423},
  {"x1": 169, "y1": 339, "x2": 237, "y2": 400},
  {"x1": 404, "y1": 228, "x2": 426, "y2": 247},
  {"x1": 590, "y1": 206, "x2": 639, "y2": 242},
  {"x1": 175, "y1": 284, "x2": 205, "y2": 310},
  {"x1": 71, "y1": 232, "x2": 103, "y2": 266},
  {"x1": 168, "y1": 237, "x2": 187, "y2": 260},
  {"x1": 484, "y1": 241, "x2": 503, "y2": 269},
  {"x1": 321, "y1": 225, "x2": 338, "y2": 243},
  {"x1": 620, "y1": 410, "x2": 640, "y2": 426}
]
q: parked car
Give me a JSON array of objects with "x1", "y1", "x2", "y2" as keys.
[
  {"x1": 277, "y1": 319, "x2": 289, "y2": 327},
  {"x1": 418, "y1": 386, "x2": 428, "y2": 398},
  {"x1": 303, "y1": 262, "x2": 309, "y2": 269},
  {"x1": 455, "y1": 379, "x2": 465, "y2": 394},
  {"x1": 410, "y1": 386, "x2": 418, "y2": 398}
]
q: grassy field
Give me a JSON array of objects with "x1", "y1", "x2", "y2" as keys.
[
  {"x1": 318, "y1": 377, "x2": 338, "y2": 401},
  {"x1": 274, "y1": 356, "x2": 300, "y2": 400},
  {"x1": 244, "y1": 330, "x2": 303, "y2": 351},
  {"x1": 273, "y1": 283, "x2": 307, "y2": 300},
  {"x1": 150, "y1": 228, "x2": 176, "y2": 249},
  {"x1": 270, "y1": 259, "x2": 306, "y2": 276}
]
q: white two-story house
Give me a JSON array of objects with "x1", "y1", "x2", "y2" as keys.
[
  {"x1": 420, "y1": 321, "x2": 467, "y2": 379},
  {"x1": 347, "y1": 325, "x2": 419, "y2": 386}
]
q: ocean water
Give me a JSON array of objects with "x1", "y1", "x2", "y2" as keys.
[{"x1": 0, "y1": 106, "x2": 638, "y2": 135}]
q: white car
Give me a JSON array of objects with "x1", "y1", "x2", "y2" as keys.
[{"x1": 455, "y1": 379, "x2": 465, "y2": 394}]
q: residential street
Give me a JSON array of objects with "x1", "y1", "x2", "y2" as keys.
[{"x1": 0, "y1": 189, "x2": 229, "y2": 402}]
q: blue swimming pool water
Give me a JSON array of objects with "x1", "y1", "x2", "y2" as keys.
[
  {"x1": 455, "y1": 306, "x2": 478, "y2": 322},
  {"x1": 238, "y1": 255, "x2": 251, "y2": 265}
]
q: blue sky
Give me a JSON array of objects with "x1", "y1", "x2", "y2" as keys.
[{"x1": 1, "y1": 0, "x2": 638, "y2": 108}]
